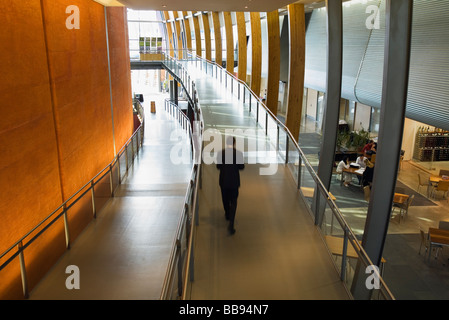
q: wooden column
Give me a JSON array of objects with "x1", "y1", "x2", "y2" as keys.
[
  {"x1": 266, "y1": 10, "x2": 280, "y2": 116},
  {"x1": 202, "y1": 12, "x2": 212, "y2": 61},
  {"x1": 250, "y1": 12, "x2": 262, "y2": 97},
  {"x1": 163, "y1": 11, "x2": 174, "y2": 57},
  {"x1": 285, "y1": 4, "x2": 306, "y2": 142},
  {"x1": 182, "y1": 11, "x2": 192, "y2": 51},
  {"x1": 172, "y1": 11, "x2": 183, "y2": 58},
  {"x1": 223, "y1": 12, "x2": 234, "y2": 73},
  {"x1": 193, "y1": 11, "x2": 202, "y2": 57},
  {"x1": 212, "y1": 12, "x2": 222, "y2": 66},
  {"x1": 236, "y1": 12, "x2": 247, "y2": 83}
]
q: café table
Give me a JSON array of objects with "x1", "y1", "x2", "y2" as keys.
[
  {"x1": 430, "y1": 175, "x2": 446, "y2": 184},
  {"x1": 341, "y1": 167, "x2": 365, "y2": 187},
  {"x1": 427, "y1": 228, "x2": 449, "y2": 262},
  {"x1": 429, "y1": 175, "x2": 449, "y2": 199},
  {"x1": 392, "y1": 193, "x2": 410, "y2": 222},
  {"x1": 393, "y1": 193, "x2": 409, "y2": 205}
]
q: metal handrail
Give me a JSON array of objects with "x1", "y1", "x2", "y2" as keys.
[
  {"x1": 158, "y1": 49, "x2": 394, "y2": 300},
  {"x1": 0, "y1": 105, "x2": 145, "y2": 298}
]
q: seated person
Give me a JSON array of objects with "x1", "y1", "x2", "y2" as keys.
[
  {"x1": 355, "y1": 154, "x2": 367, "y2": 184},
  {"x1": 336, "y1": 156, "x2": 351, "y2": 187},
  {"x1": 362, "y1": 140, "x2": 374, "y2": 154},
  {"x1": 356, "y1": 154, "x2": 367, "y2": 169},
  {"x1": 362, "y1": 158, "x2": 375, "y2": 187},
  {"x1": 371, "y1": 142, "x2": 377, "y2": 153}
]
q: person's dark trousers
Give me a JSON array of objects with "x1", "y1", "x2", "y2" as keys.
[{"x1": 221, "y1": 187, "x2": 239, "y2": 234}]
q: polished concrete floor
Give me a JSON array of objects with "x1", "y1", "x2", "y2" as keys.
[{"x1": 29, "y1": 95, "x2": 193, "y2": 299}]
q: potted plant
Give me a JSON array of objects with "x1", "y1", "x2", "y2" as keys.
[
  {"x1": 336, "y1": 130, "x2": 350, "y2": 152},
  {"x1": 350, "y1": 128, "x2": 370, "y2": 152}
]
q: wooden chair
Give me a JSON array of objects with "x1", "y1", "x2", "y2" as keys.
[
  {"x1": 402, "y1": 194, "x2": 414, "y2": 219},
  {"x1": 419, "y1": 228, "x2": 442, "y2": 258},
  {"x1": 417, "y1": 173, "x2": 430, "y2": 196},
  {"x1": 431, "y1": 180, "x2": 449, "y2": 200},
  {"x1": 392, "y1": 194, "x2": 414, "y2": 223}
]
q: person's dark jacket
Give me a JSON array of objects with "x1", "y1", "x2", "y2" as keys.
[{"x1": 216, "y1": 147, "x2": 245, "y2": 189}]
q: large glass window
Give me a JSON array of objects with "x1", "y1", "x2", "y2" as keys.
[{"x1": 127, "y1": 9, "x2": 165, "y2": 60}]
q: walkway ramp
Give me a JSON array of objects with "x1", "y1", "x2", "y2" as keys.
[{"x1": 185, "y1": 63, "x2": 350, "y2": 299}]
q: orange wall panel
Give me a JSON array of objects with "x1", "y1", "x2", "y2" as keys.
[
  {"x1": 0, "y1": 0, "x2": 63, "y2": 299},
  {"x1": 42, "y1": 0, "x2": 115, "y2": 200},
  {"x1": 106, "y1": 7, "x2": 133, "y2": 152},
  {"x1": 0, "y1": 0, "x2": 134, "y2": 299}
]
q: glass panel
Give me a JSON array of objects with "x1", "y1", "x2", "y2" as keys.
[
  {"x1": 266, "y1": 114, "x2": 278, "y2": 154},
  {"x1": 278, "y1": 127, "x2": 287, "y2": 162},
  {"x1": 257, "y1": 102, "x2": 265, "y2": 131},
  {"x1": 287, "y1": 137, "x2": 300, "y2": 186},
  {"x1": 299, "y1": 157, "x2": 315, "y2": 209}
]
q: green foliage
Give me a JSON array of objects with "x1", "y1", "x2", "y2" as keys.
[
  {"x1": 351, "y1": 128, "x2": 370, "y2": 150},
  {"x1": 337, "y1": 128, "x2": 370, "y2": 151},
  {"x1": 336, "y1": 130, "x2": 350, "y2": 150}
]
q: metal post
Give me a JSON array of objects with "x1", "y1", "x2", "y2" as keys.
[
  {"x1": 109, "y1": 164, "x2": 114, "y2": 197},
  {"x1": 316, "y1": 0, "x2": 342, "y2": 192},
  {"x1": 265, "y1": 113, "x2": 268, "y2": 135},
  {"x1": 313, "y1": 0, "x2": 342, "y2": 228},
  {"x1": 91, "y1": 180, "x2": 96, "y2": 219},
  {"x1": 63, "y1": 205, "x2": 70, "y2": 249},
  {"x1": 353, "y1": 0, "x2": 413, "y2": 300},
  {"x1": 256, "y1": 102, "x2": 259, "y2": 123},
  {"x1": 341, "y1": 230, "x2": 349, "y2": 281},
  {"x1": 297, "y1": 156, "x2": 302, "y2": 189},
  {"x1": 125, "y1": 144, "x2": 128, "y2": 173},
  {"x1": 18, "y1": 241, "x2": 28, "y2": 299}
]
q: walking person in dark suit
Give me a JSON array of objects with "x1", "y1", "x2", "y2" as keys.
[{"x1": 216, "y1": 136, "x2": 245, "y2": 235}]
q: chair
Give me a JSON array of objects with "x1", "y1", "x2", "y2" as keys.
[
  {"x1": 419, "y1": 229, "x2": 442, "y2": 258},
  {"x1": 363, "y1": 186, "x2": 370, "y2": 202},
  {"x1": 417, "y1": 173, "x2": 430, "y2": 196},
  {"x1": 392, "y1": 195, "x2": 414, "y2": 223},
  {"x1": 431, "y1": 180, "x2": 449, "y2": 200},
  {"x1": 402, "y1": 194, "x2": 414, "y2": 219},
  {"x1": 438, "y1": 221, "x2": 449, "y2": 230}
]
